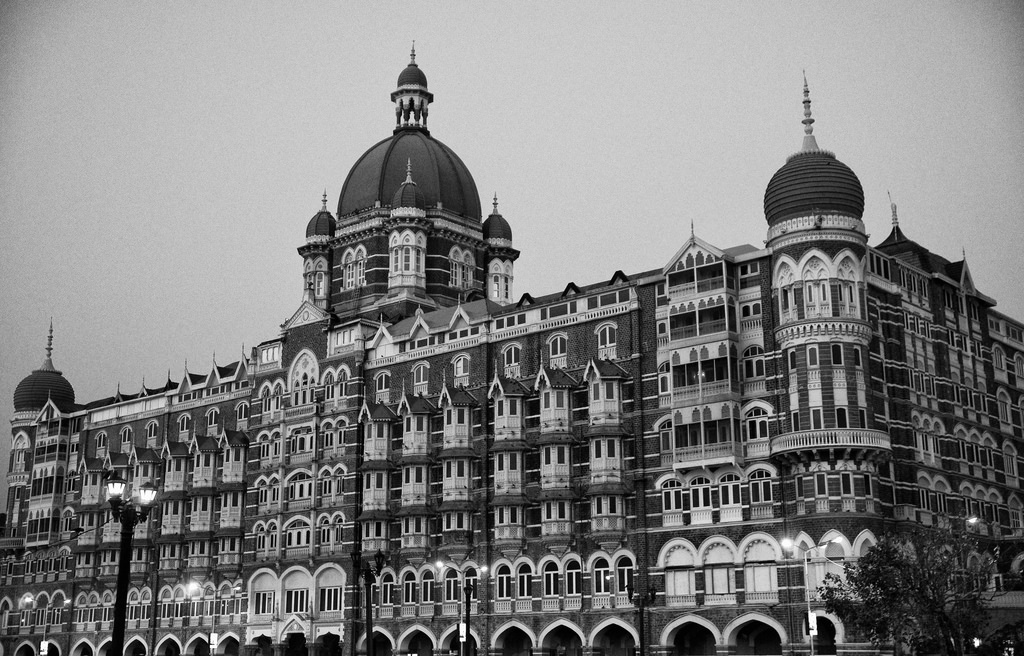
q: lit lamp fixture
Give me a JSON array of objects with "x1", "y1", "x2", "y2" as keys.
[
  {"x1": 781, "y1": 536, "x2": 842, "y2": 656},
  {"x1": 106, "y1": 474, "x2": 158, "y2": 656}
]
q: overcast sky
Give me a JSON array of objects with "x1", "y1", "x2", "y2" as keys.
[{"x1": 2, "y1": 2, "x2": 1022, "y2": 498}]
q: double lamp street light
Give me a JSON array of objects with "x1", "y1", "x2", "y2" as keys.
[
  {"x1": 106, "y1": 474, "x2": 158, "y2": 656},
  {"x1": 351, "y1": 550, "x2": 387, "y2": 656}
]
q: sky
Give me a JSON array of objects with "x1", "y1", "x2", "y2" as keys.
[{"x1": 2, "y1": 1, "x2": 1023, "y2": 504}]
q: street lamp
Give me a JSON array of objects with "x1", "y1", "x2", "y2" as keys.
[
  {"x1": 782, "y1": 537, "x2": 842, "y2": 656},
  {"x1": 626, "y1": 578, "x2": 657, "y2": 656},
  {"x1": 106, "y1": 474, "x2": 158, "y2": 656},
  {"x1": 353, "y1": 550, "x2": 386, "y2": 656}
]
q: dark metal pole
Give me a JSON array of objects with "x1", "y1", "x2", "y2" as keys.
[
  {"x1": 462, "y1": 582, "x2": 473, "y2": 656},
  {"x1": 363, "y1": 568, "x2": 374, "y2": 656},
  {"x1": 110, "y1": 507, "x2": 138, "y2": 656}
]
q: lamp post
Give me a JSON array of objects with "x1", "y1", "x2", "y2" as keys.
[
  {"x1": 461, "y1": 579, "x2": 475, "y2": 656},
  {"x1": 106, "y1": 474, "x2": 158, "y2": 656},
  {"x1": 354, "y1": 550, "x2": 386, "y2": 656},
  {"x1": 626, "y1": 579, "x2": 657, "y2": 656},
  {"x1": 782, "y1": 537, "x2": 841, "y2": 656}
]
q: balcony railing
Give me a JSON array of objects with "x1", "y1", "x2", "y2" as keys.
[
  {"x1": 770, "y1": 429, "x2": 891, "y2": 456},
  {"x1": 663, "y1": 440, "x2": 743, "y2": 469}
]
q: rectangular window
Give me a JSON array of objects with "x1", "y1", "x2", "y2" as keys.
[
  {"x1": 811, "y1": 408, "x2": 823, "y2": 430},
  {"x1": 836, "y1": 408, "x2": 848, "y2": 428},
  {"x1": 815, "y1": 473, "x2": 828, "y2": 496},
  {"x1": 831, "y1": 344, "x2": 843, "y2": 366}
]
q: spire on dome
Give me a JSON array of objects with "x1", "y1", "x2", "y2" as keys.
[
  {"x1": 406, "y1": 159, "x2": 414, "y2": 184},
  {"x1": 322, "y1": 190, "x2": 328, "y2": 211},
  {"x1": 493, "y1": 193, "x2": 499, "y2": 214},
  {"x1": 801, "y1": 72, "x2": 819, "y2": 152},
  {"x1": 39, "y1": 318, "x2": 56, "y2": 371},
  {"x1": 888, "y1": 190, "x2": 899, "y2": 227},
  {"x1": 410, "y1": 41, "x2": 416, "y2": 64}
]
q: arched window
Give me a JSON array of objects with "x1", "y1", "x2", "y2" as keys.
[
  {"x1": 96, "y1": 432, "x2": 108, "y2": 449},
  {"x1": 597, "y1": 324, "x2": 617, "y2": 349},
  {"x1": 516, "y1": 563, "x2": 532, "y2": 598},
  {"x1": 207, "y1": 408, "x2": 220, "y2": 431},
  {"x1": 453, "y1": 356, "x2": 470, "y2": 378},
  {"x1": 376, "y1": 372, "x2": 391, "y2": 398},
  {"x1": 593, "y1": 558, "x2": 611, "y2": 595},
  {"x1": 743, "y1": 346, "x2": 765, "y2": 379},
  {"x1": 496, "y1": 565, "x2": 513, "y2": 599},
  {"x1": 749, "y1": 469, "x2": 773, "y2": 504},
  {"x1": 413, "y1": 364, "x2": 429, "y2": 386},
  {"x1": 503, "y1": 345, "x2": 521, "y2": 377},
  {"x1": 444, "y1": 569, "x2": 461, "y2": 602},
  {"x1": 402, "y1": 572, "x2": 417, "y2": 604},
  {"x1": 745, "y1": 407, "x2": 769, "y2": 440},
  {"x1": 178, "y1": 414, "x2": 192, "y2": 433},
  {"x1": 615, "y1": 556, "x2": 634, "y2": 594},
  {"x1": 662, "y1": 480, "x2": 684, "y2": 512},
  {"x1": 549, "y1": 334, "x2": 567, "y2": 359},
  {"x1": 120, "y1": 427, "x2": 133, "y2": 446},
  {"x1": 565, "y1": 560, "x2": 582, "y2": 596},
  {"x1": 420, "y1": 570, "x2": 435, "y2": 603},
  {"x1": 145, "y1": 422, "x2": 159, "y2": 440},
  {"x1": 543, "y1": 561, "x2": 560, "y2": 597},
  {"x1": 690, "y1": 477, "x2": 712, "y2": 509},
  {"x1": 719, "y1": 473, "x2": 742, "y2": 507}
]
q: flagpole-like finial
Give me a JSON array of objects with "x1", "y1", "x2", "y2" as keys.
[{"x1": 801, "y1": 72, "x2": 819, "y2": 151}]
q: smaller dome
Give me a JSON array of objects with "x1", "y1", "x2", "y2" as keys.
[
  {"x1": 483, "y1": 195, "x2": 512, "y2": 241},
  {"x1": 306, "y1": 193, "x2": 336, "y2": 238},
  {"x1": 397, "y1": 47, "x2": 427, "y2": 88},
  {"x1": 392, "y1": 161, "x2": 426, "y2": 210},
  {"x1": 13, "y1": 326, "x2": 75, "y2": 412}
]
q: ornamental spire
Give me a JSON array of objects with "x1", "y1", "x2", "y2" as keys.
[
  {"x1": 888, "y1": 190, "x2": 899, "y2": 227},
  {"x1": 410, "y1": 41, "x2": 416, "y2": 64},
  {"x1": 493, "y1": 193, "x2": 499, "y2": 214},
  {"x1": 801, "y1": 71, "x2": 820, "y2": 152},
  {"x1": 322, "y1": 189, "x2": 328, "y2": 212},
  {"x1": 405, "y1": 159, "x2": 414, "y2": 184},
  {"x1": 40, "y1": 319, "x2": 56, "y2": 372}
]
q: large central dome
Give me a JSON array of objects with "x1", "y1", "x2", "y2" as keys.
[
  {"x1": 337, "y1": 51, "x2": 482, "y2": 222},
  {"x1": 338, "y1": 128, "x2": 481, "y2": 221}
]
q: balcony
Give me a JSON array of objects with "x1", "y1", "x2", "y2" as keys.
[
  {"x1": 285, "y1": 403, "x2": 317, "y2": 421},
  {"x1": 770, "y1": 429, "x2": 891, "y2": 457},
  {"x1": 663, "y1": 440, "x2": 743, "y2": 470},
  {"x1": 493, "y1": 471, "x2": 524, "y2": 494},
  {"x1": 401, "y1": 534, "x2": 429, "y2": 550},
  {"x1": 591, "y1": 516, "x2": 625, "y2": 533},
  {"x1": 541, "y1": 520, "x2": 572, "y2": 536},
  {"x1": 666, "y1": 594, "x2": 698, "y2": 607},
  {"x1": 670, "y1": 379, "x2": 739, "y2": 406},
  {"x1": 494, "y1": 525, "x2": 524, "y2": 541},
  {"x1": 705, "y1": 592, "x2": 737, "y2": 606}
]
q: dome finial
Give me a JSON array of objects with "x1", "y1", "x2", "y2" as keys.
[
  {"x1": 493, "y1": 193, "x2": 499, "y2": 214},
  {"x1": 322, "y1": 189, "x2": 328, "y2": 211},
  {"x1": 888, "y1": 190, "x2": 899, "y2": 227},
  {"x1": 46, "y1": 318, "x2": 54, "y2": 360},
  {"x1": 801, "y1": 71, "x2": 819, "y2": 151},
  {"x1": 410, "y1": 41, "x2": 416, "y2": 64},
  {"x1": 405, "y1": 158, "x2": 414, "y2": 184}
]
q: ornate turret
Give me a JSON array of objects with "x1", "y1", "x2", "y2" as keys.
[
  {"x1": 391, "y1": 43, "x2": 433, "y2": 131},
  {"x1": 13, "y1": 322, "x2": 76, "y2": 412}
]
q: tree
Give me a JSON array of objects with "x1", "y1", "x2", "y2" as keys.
[{"x1": 819, "y1": 529, "x2": 995, "y2": 656}]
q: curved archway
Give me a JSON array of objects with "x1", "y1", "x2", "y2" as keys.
[
  {"x1": 590, "y1": 618, "x2": 637, "y2": 656},
  {"x1": 664, "y1": 617, "x2": 718, "y2": 656},
  {"x1": 491, "y1": 621, "x2": 536, "y2": 656},
  {"x1": 726, "y1": 615, "x2": 784, "y2": 656},
  {"x1": 396, "y1": 626, "x2": 434, "y2": 656},
  {"x1": 538, "y1": 620, "x2": 584, "y2": 656},
  {"x1": 124, "y1": 639, "x2": 146, "y2": 656}
]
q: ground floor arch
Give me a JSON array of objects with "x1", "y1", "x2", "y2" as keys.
[
  {"x1": 396, "y1": 626, "x2": 434, "y2": 656},
  {"x1": 538, "y1": 621, "x2": 584, "y2": 656},
  {"x1": 667, "y1": 620, "x2": 717, "y2": 656},
  {"x1": 590, "y1": 619, "x2": 636, "y2": 656},
  {"x1": 14, "y1": 642, "x2": 36, "y2": 656},
  {"x1": 491, "y1": 622, "x2": 534, "y2": 656},
  {"x1": 70, "y1": 639, "x2": 95, "y2": 656},
  {"x1": 156, "y1": 637, "x2": 182, "y2": 656},
  {"x1": 730, "y1": 617, "x2": 783, "y2": 656},
  {"x1": 124, "y1": 638, "x2": 146, "y2": 656},
  {"x1": 313, "y1": 633, "x2": 341, "y2": 656}
]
